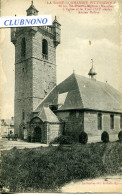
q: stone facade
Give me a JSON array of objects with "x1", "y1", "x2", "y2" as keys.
[
  {"x1": 26, "y1": 118, "x2": 62, "y2": 144},
  {"x1": 56, "y1": 110, "x2": 84, "y2": 141},
  {"x1": 84, "y1": 111, "x2": 121, "y2": 136},
  {"x1": 11, "y1": 8, "x2": 61, "y2": 136},
  {"x1": 47, "y1": 123, "x2": 62, "y2": 143},
  {"x1": 55, "y1": 110, "x2": 122, "y2": 142}
]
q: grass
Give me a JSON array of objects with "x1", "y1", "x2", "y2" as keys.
[{"x1": 1, "y1": 141, "x2": 122, "y2": 192}]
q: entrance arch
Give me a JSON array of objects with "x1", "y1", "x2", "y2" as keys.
[{"x1": 33, "y1": 127, "x2": 42, "y2": 142}]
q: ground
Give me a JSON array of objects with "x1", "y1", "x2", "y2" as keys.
[
  {"x1": 1, "y1": 139, "x2": 122, "y2": 192},
  {"x1": 0, "y1": 133, "x2": 119, "y2": 150},
  {"x1": 62, "y1": 175, "x2": 122, "y2": 192}
]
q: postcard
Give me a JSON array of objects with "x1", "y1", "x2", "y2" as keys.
[{"x1": 0, "y1": 0, "x2": 122, "y2": 193}]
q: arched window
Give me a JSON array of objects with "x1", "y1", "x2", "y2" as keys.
[
  {"x1": 21, "y1": 37, "x2": 26, "y2": 57},
  {"x1": 42, "y1": 39, "x2": 48, "y2": 60}
]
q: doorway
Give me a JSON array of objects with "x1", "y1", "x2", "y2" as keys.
[{"x1": 33, "y1": 127, "x2": 41, "y2": 142}]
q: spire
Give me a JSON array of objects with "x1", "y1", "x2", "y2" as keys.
[
  {"x1": 26, "y1": 1, "x2": 39, "y2": 16},
  {"x1": 88, "y1": 59, "x2": 97, "y2": 79},
  {"x1": 53, "y1": 16, "x2": 61, "y2": 25}
]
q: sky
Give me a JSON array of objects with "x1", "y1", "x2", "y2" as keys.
[{"x1": 0, "y1": 0, "x2": 122, "y2": 119}]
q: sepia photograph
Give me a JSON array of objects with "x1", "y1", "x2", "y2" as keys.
[{"x1": 0, "y1": 0, "x2": 122, "y2": 193}]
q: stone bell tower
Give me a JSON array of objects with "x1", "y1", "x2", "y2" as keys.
[{"x1": 11, "y1": 1, "x2": 61, "y2": 137}]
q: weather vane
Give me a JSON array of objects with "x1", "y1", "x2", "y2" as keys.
[{"x1": 91, "y1": 59, "x2": 94, "y2": 67}]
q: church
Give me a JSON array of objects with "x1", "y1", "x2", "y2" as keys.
[{"x1": 11, "y1": 2, "x2": 122, "y2": 143}]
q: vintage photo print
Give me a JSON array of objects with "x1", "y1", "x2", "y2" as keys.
[{"x1": 0, "y1": 0, "x2": 122, "y2": 193}]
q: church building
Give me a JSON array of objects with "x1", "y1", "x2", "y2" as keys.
[{"x1": 11, "y1": 2, "x2": 122, "y2": 143}]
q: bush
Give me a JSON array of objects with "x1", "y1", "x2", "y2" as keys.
[
  {"x1": 101, "y1": 131, "x2": 109, "y2": 143},
  {"x1": 79, "y1": 132, "x2": 88, "y2": 144},
  {"x1": 50, "y1": 135, "x2": 74, "y2": 145},
  {"x1": 2, "y1": 141, "x2": 122, "y2": 192},
  {"x1": 118, "y1": 131, "x2": 122, "y2": 141}
]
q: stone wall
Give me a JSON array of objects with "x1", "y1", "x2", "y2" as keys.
[
  {"x1": 47, "y1": 123, "x2": 62, "y2": 143},
  {"x1": 84, "y1": 112, "x2": 98, "y2": 136},
  {"x1": 13, "y1": 26, "x2": 58, "y2": 135},
  {"x1": 84, "y1": 111, "x2": 121, "y2": 136},
  {"x1": 56, "y1": 110, "x2": 84, "y2": 141},
  {"x1": 28, "y1": 118, "x2": 62, "y2": 144}
]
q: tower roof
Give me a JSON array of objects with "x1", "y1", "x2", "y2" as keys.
[
  {"x1": 88, "y1": 59, "x2": 97, "y2": 79},
  {"x1": 26, "y1": 1, "x2": 39, "y2": 16},
  {"x1": 53, "y1": 16, "x2": 61, "y2": 26},
  {"x1": 88, "y1": 66, "x2": 97, "y2": 76}
]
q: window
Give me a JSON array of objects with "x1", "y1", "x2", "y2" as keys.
[
  {"x1": 98, "y1": 113, "x2": 102, "y2": 130},
  {"x1": 42, "y1": 39, "x2": 48, "y2": 60},
  {"x1": 120, "y1": 114, "x2": 122, "y2": 129},
  {"x1": 110, "y1": 114, "x2": 114, "y2": 129},
  {"x1": 21, "y1": 37, "x2": 26, "y2": 57}
]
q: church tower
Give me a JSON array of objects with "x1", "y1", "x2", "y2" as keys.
[{"x1": 11, "y1": 2, "x2": 61, "y2": 136}]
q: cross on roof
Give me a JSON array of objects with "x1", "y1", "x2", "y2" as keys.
[{"x1": 91, "y1": 59, "x2": 94, "y2": 68}]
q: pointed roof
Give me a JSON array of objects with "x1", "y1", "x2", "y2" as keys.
[
  {"x1": 26, "y1": 1, "x2": 39, "y2": 16},
  {"x1": 88, "y1": 59, "x2": 97, "y2": 78},
  {"x1": 34, "y1": 73, "x2": 122, "y2": 113},
  {"x1": 38, "y1": 107, "x2": 59, "y2": 122},
  {"x1": 88, "y1": 66, "x2": 97, "y2": 76},
  {"x1": 53, "y1": 16, "x2": 61, "y2": 26}
]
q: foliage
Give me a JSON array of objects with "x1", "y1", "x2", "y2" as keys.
[
  {"x1": 50, "y1": 135, "x2": 74, "y2": 145},
  {"x1": 118, "y1": 131, "x2": 122, "y2": 141},
  {"x1": 79, "y1": 132, "x2": 88, "y2": 144},
  {"x1": 1, "y1": 142, "x2": 122, "y2": 192},
  {"x1": 101, "y1": 131, "x2": 109, "y2": 143}
]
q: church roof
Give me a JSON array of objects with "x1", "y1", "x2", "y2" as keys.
[
  {"x1": 38, "y1": 107, "x2": 60, "y2": 122},
  {"x1": 34, "y1": 73, "x2": 122, "y2": 113}
]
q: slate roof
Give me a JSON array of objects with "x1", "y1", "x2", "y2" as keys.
[
  {"x1": 34, "y1": 73, "x2": 122, "y2": 113},
  {"x1": 37, "y1": 107, "x2": 60, "y2": 122}
]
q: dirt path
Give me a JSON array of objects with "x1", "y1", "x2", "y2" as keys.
[
  {"x1": 0, "y1": 138, "x2": 48, "y2": 150},
  {"x1": 62, "y1": 175, "x2": 122, "y2": 192}
]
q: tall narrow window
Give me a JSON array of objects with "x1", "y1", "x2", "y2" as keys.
[
  {"x1": 21, "y1": 37, "x2": 26, "y2": 57},
  {"x1": 110, "y1": 114, "x2": 114, "y2": 129},
  {"x1": 120, "y1": 114, "x2": 122, "y2": 129},
  {"x1": 98, "y1": 113, "x2": 102, "y2": 130},
  {"x1": 42, "y1": 39, "x2": 48, "y2": 60}
]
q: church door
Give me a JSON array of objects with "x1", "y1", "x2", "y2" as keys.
[{"x1": 33, "y1": 127, "x2": 41, "y2": 142}]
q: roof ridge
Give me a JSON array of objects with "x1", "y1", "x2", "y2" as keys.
[
  {"x1": 34, "y1": 85, "x2": 57, "y2": 112},
  {"x1": 74, "y1": 73, "x2": 122, "y2": 93},
  {"x1": 73, "y1": 73, "x2": 84, "y2": 108}
]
